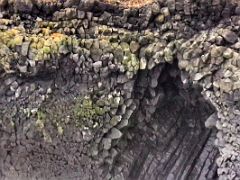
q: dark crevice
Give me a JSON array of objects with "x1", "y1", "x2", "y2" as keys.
[{"x1": 110, "y1": 62, "x2": 219, "y2": 180}]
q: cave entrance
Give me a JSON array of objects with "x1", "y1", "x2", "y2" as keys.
[{"x1": 112, "y1": 62, "x2": 219, "y2": 180}]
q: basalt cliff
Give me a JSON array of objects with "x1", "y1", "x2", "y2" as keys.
[{"x1": 0, "y1": 0, "x2": 240, "y2": 179}]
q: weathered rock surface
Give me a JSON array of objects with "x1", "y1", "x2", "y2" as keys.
[{"x1": 0, "y1": 0, "x2": 240, "y2": 179}]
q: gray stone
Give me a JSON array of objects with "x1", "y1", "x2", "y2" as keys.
[
  {"x1": 161, "y1": 7, "x2": 170, "y2": 17},
  {"x1": 119, "y1": 104, "x2": 127, "y2": 115},
  {"x1": 109, "y1": 128, "x2": 122, "y2": 139},
  {"x1": 21, "y1": 42, "x2": 30, "y2": 56},
  {"x1": 90, "y1": 48, "x2": 102, "y2": 62},
  {"x1": 193, "y1": 73, "x2": 204, "y2": 81},
  {"x1": 117, "y1": 117, "x2": 129, "y2": 128},
  {"x1": 150, "y1": 79, "x2": 158, "y2": 88},
  {"x1": 223, "y1": 70, "x2": 233, "y2": 78},
  {"x1": 223, "y1": 48, "x2": 233, "y2": 59},
  {"x1": 77, "y1": 27, "x2": 85, "y2": 36},
  {"x1": 155, "y1": 14, "x2": 165, "y2": 24},
  {"x1": 178, "y1": 60, "x2": 188, "y2": 70},
  {"x1": 221, "y1": 29, "x2": 238, "y2": 44},
  {"x1": 4, "y1": 77, "x2": 16, "y2": 86},
  {"x1": 86, "y1": 12, "x2": 92, "y2": 21},
  {"x1": 59, "y1": 45, "x2": 69, "y2": 54},
  {"x1": 77, "y1": 10, "x2": 85, "y2": 19},
  {"x1": 10, "y1": 81, "x2": 18, "y2": 91},
  {"x1": 28, "y1": 60, "x2": 36, "y2": 67},
  {"x1": 102, "y1": 138, "x2": 112, "y2": 150},
  {"x1": 147, "y1": 59, "x2": 155, "y2": 70},
  {"x1": 140, "y1": 57, "x2": 147, "y2": 70},
  {"x1": 130, "y1": 41, "x2": 140, "y2": 53},
  {"x1": 82, "y1": 130, "x2": 93, "y2": 141},
  {"x1": 110, "y1": 116, "x2": 122, "y2": 126},
  {"x1": 72, "y1": 54, "x2": 79, "y2": 62},
  {"x1": 151, "y1": 2, "x2": 160, "y2": 14},
  {"x1": 17, "y1": 64, "x2": 27, "y2": 73},
  {"x1": 210, "y1": 46, "x2": 224, "y2": 58},
  {"x1": 93, "y1": 61, "x2": 102, "y2": 69},
  {"x1": 164, "y1": 47, "x2": 173, "y2": 63},
  {"x1": 205, "y1": 113, "x2": 218, "y2": 128},
  {"x1": 117, "y1": 75, "x2": 128, "y2": 84},
  {"x1": 15, "y1": 87, "x2": 21, "y2": 99}
]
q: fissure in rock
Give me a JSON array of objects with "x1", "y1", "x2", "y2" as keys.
[{"x1": 109, "y1": 63, "x2": 219, "y2": 180}]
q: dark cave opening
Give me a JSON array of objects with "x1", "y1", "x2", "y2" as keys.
[{"x1": 111, "y1": 62, "x2": 219, "y2": 180}]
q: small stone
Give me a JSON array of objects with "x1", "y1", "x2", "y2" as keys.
[
  {"x1": 84, "y1": 39, "x2": 93, "y2": 49},
  {"x1": 82, "y1": 130, "x2": 93, "y2": 141},
  {"x1": 130, "y1": 41, "x2": 140, "y2": 53},
  {"x1": 161, "y1": 7, "x2": 170, "y2": 17},
  {"x1": 21, "y1": 42, "x2": 30, "y2": 56},
  {"x1": 91, "y1": 144, "x2": 99, "y2": 156},
  {"x1": 140, "y1": 57, "x2": 147, "y2": 70},
  {"x1": 28, "y1": 60, "x2": 36, "y2": 67},
  {"x1": 155, "y1": 14, "x2": 165, "y2": 24},
  {"x1": 46, "y1": 88, "x2": 52, "y2": 94},
  {"x1": 109, "y1": 128, "x2": 122, "y2": 139},
  {"x1": 219, "y1": 80, "x2": 233, "y2": 93},
  {"x1": 59, "y1": 45, "x2": 69, "y2": 54},
  {"x1": 150, "y1": 79, "x2": 158, "y2": 88},
  {"x1": 102, "y1": 138, "x2": 111, "y2": 150},
  {"x1": 120, "y1": 42, "x2": 130, "y2": 52},
  {"x1": 15, "y1": 87, "x2": 21, "y2": 98},
  {"x1": 71, "y1": 54, "x2": 79, "y2": 62},
  {"x1": 223, "y1": 48, "x2": 233, "y2": 59},
  {"x1": 29, "y1": 83, "x2": 36, "y2": 92},
  {"x1": 97, "y1": 82, "x2": 102, "y2": 88},
  {"x1": 10, "y1": 81, "x2": 18, "y2": 91},
  {"x1": 120, "y1": 104, "x2": 126, "y2": 115},
  {"x1": 223, "y1": 70, "x2": 233, "y2": 78},
  {"x1": 100, "y1": 11, "x2": 111, "y2": 22},
  {"x1": 205, "y1": 113, "x2": 217, "y2": 128},
  {"x1": 117, "y1": 75, "x2": 128, "y2": 84},
  {"x1": 164, "y1": 47, "x2": 173, "y2": 63},
  {"x1": 147, "y1": 59, "x2": 155, "y2": 70},
  {"x1": 112, "y1": 97, "x2": 121, "y2": 108},
  {"x1": 193, "y1": 73, "x2": 204, "y2": 81},
  {"x1": 42, "y1": 46, "x2": 51, "y2": 54},
  {"x1": 91, "y1": 48, "x2": 102, "y2": 62},
  {"x1": 83, "y1": 19, "x2": 89, "y2": 29},
  {"x1": 93, "y1": 61, "x2": 102, "y2": 69},
  {"x1": 151, "y1": 3, "x2": 161, "y2": 15},
  {"x1": 57, "y1": 126, "x2": 64, "y2": 135},
  {"x1": 178, "y1": 60, "x2": 188, "y2": 70},
  {"x1": 4, "y1": 77, "x2": 16, "y2": 86},
  {"x1": 14, "y1": 35, "x2": 23, "y2": 46},
  {"x1": 78, "y1": 27, "x2": 85, "y2": 36},
  {"x1": 110, "y1": 116, "x2": 122, "y2": 126},
  {"x1": 221, "y1": 29, "x2": 238, "y2": 44},
  {"x1": 30, "y1": 108, "x2": 38, "y2": 115},
  {"x1": 17, "y1": 64, "x2": 27, "y2": 73},
  {"x1": 235, "y1": 6, "x2": 240, "y2": 15},
  {"x1": 117, "y1": 117, "x2": 129, "y2": 128},
  {"x1": 36, "y1": 17, "x2": 43, "y2": 22},
  {"x1": 87, "y1": 12, "x2": 93, "y2": 21},
  {"x1": 77, "y1": 10, "x2": 85, "y2": 19},
  {"x1": 210, "y1": 46, "x2": 224, "y2": 58}
]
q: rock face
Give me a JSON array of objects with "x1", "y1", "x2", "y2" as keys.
[{"x1": 0, "y1": 0, "x2": 240, "y2": 179}]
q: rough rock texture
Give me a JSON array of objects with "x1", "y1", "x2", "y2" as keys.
[{"x1": 0, "y1": 0, "x2": 240, "y2": 179}]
